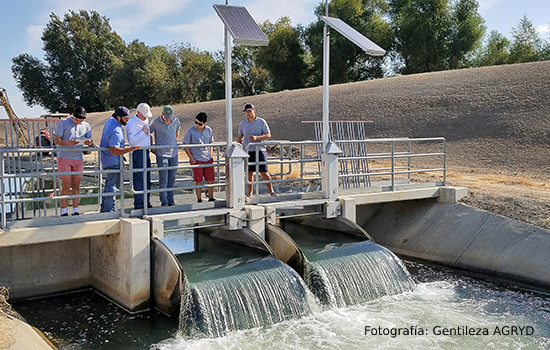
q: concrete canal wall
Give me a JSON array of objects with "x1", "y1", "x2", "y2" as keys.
[
  {"x1": 0, "y1": 218, "x2": 150, "y2": 312},
  {"x1": 358, "y1": 198, "x2": 550, "y2": 291}
]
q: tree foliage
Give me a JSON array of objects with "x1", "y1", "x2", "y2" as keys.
[
  {"x1": 12, "y1": 10, "x2": 125, "y2": 112},
  {"x1": 390, "y1": 0, "x2": 485, "y2": 73},
  {"x1": 257, "y1": 17, "x2": 309, "y2": 91},
  {"x1": 11, "y1": 6, "x2": 550, "y2": 113},
  {"x1": 232, "y1": 45, "x2": 270, "y2": 97},
  {"x1": 507, "y1": 15, "x2": 547, "y2": 64},
  {"x1": 472, "y1": 30, "x2": 510, "y2": 67},
  {"x1": 171, "y1": 44, "x2": 224, "y2": 103},
  {"x1": 104, "y1": 41, "x2": 177, "y2": 108},
  {"x1": 306, "y1": 0, "x2": 393, "y2": 85}
]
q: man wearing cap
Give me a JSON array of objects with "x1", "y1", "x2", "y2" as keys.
[
  {"x1": 126, "y1": 103, "x2": 153, "y2": 210},
  {"x1": 54, "y1": 106, "x2": 93, "y2": 216},
  {"x1": 183, "y1": 112, "x2": 215, "y2": 203},
  {"x1": 237, "y1": 103, "x2": 276, "y2": 201},
  {"x1": 150, "y1": 105, "x2": 181, "y2": 207},
  {"x1": 99, "y1": 106, "x2": 142, "y2": 212}
]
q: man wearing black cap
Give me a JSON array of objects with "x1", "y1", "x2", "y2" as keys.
[
  {"x1": 53, "y1": 106, "x2": 93, "y2": 216},
  {"x1": 99, "y1": 106, "x2": 142, "y2": 212},
  {"x1": 237, "y1": 103, "x2": 275, "y2": 201}
]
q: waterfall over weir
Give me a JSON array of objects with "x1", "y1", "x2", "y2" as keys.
[
  {"x1": 177, "y1": 254, "x2": 312, "y2": 338},
  {"x1": 166, "y1": 219, "x2": 415, "y2": 338},
  {"x1": 304, "y1": 241, "x2": 415, "y2": 307}
]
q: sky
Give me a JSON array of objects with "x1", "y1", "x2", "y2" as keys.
[{"x1": 1, "y1": 0, "x2": 549, "y2": 119}]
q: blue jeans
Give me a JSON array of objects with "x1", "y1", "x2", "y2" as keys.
[
  {"x1": 132, "y1": 149, "x2": 151, "y2": 209},
  {"x1": 101, "y1": 165, "x2": 120, "y2": 212},
  {"x1": 158, "y1": 155, "x2": 178, "y2": 205}
]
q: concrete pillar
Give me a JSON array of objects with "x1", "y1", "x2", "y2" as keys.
[
  {"x1": 90, "y1": 218, "x2": 150, "y2": 313},
  {"x1": 322, "y1": 141, "x2": 342, "y2": 218},
  {"x1": 225, "y1": 142, "x2": 249, "y2": 210},
  {"x1": 438, "y1": 187, "x2": 468, "y2": 203},
  {"x1": 149, "y1": 217, "x2": 164, "y2": 239},
  {"x1": 340, "y1": 197, "x2": 357, "y2": 223},
  {"x1": 245, "y1": 205, "x2": 266, "y2": 240}
]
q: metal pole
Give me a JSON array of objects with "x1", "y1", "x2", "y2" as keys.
[
  {"x1": 322, "y1": 0, "x2": 330, "y2": 150},
  {"x1": 225, "y1": 0, "x2": 233, "y2": 148}
]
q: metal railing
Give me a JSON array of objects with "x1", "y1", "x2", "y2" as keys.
[
  {"x1": 245, "y1": 140, "x2": 323, "y2": 196},
  {"x1": 244, "y1": 137, "x2": 446, "y2": 194},
  {"x1": 0, "y1": 126, "x2": 446, "y2": 227},
  {"x1": 335, "y1": 137, "x2": 447, "y2": 190},
  {"x1": 0, "y1": 142, "x2": 228, "y2": 228}
]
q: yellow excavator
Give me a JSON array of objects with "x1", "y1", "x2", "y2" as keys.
[{"x1": 0, "y1": 88, "x2": 28, "y2": 147}]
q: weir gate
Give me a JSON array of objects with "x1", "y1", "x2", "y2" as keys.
[{"x1": 0, "y1": 119, "x2": 467, "y2": 319}]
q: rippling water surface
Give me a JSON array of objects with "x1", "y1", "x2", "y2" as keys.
[{"x1": 14, "y1": 260, "x2": 550, "y2": 350}]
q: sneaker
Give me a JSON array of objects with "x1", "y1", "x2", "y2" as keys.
[
  {"x1": 208, "y1": 198, "x2": 216, "y2": 202},
  {"x1": 161, "y1": 203, "x2": 168, "y2": 207},
  {"x1": 197, "y1": 199, "x2": 203, "y2": 203},
  {"x1": 61, "y1": 213, "x2": 68, "y2": 217},
  {"x1": 72, "y1": 212, "x2": 79, "y2": 216},
  {"x1": 168, "y1": 203, "x2": 175, "y2": 207}
]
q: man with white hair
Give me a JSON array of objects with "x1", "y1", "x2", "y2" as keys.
[{"x1": 126, "y1": 103, "x2": 153, "y2": 210}]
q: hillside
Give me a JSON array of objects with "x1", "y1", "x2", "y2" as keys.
[{"x1": 86, "y1": 61, "x2": 550, "y2": 229}]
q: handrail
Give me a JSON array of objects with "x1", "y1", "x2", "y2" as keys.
[{"x1": 0, "y1": 136, "x2": 446, "y2": 227}]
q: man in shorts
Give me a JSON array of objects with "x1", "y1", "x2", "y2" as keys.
[
  {"x1": 54, "y1": 106, "x2": 93, "y2": 216},
  {"x1": 183, "y1": 112, "x2": 215, "y2": 202},
  {"x1": 237, "y1": 103, "x2": 275, "y2": 201}
]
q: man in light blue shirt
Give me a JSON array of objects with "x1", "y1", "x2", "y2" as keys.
[
  {"x1": 99, "y1": 106, "x2": 141, "y2": 212},
  {"x1": 237, "y1": 103, "x2": 275, "y2": 201},
  {"x1": 54, "y1": 106, "x2": 93, "y2": 216},
  {"x1": 183, "y1": 112, "x2": 215, "y2": 202},
  {"x1": 150, "y1": 106, "x2": 181, "y2": 206}
]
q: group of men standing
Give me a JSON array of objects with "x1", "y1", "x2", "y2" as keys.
[{"x1": 53, "y1": 102, "x2": 273, "y2": 215}]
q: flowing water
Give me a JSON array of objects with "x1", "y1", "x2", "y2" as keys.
[
  {"x1": 303, "y1": 240, "x2": 415, "y2": 306},
  {"x1": 12, "y1": 230, "x2": 550, "y2": 349},
  {"x1": 177, "y1": 253, "x2": 311, "y2": 338}
]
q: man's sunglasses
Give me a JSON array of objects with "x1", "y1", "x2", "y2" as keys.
[{"x1": 195, "y1": 121, "x2": 204, "y2": 126}]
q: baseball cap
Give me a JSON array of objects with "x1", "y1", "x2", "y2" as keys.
[
  {"x1": 162, "y1": 106, "x2": 174, "y2": 118},
  {"x1": 243, "y1": 103, "x2": 255, "y2": 112},
  {"x1": 114, "y1": 106, "x2": 130, "y2": 117},
  {"x1": 136, "y1": 103, "x2": 153, "y2": 118}
]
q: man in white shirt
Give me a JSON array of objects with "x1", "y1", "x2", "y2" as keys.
[{"x1": 126, "y1": 103, "x2": 153, "y2": 209}]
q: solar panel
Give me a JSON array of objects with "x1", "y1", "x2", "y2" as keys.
[
  {"x1": 321, "y1": 16, "x2": 386, "y2": 56},
  {"x1": 213, "y1": 4, "x2": 269, "y2": 46}
]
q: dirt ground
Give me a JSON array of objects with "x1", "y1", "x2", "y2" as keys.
[{"x1": 81, "y1": 61, "x2": 550, "y2": 230}]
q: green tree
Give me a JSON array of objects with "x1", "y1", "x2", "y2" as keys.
[
  {"x1": 12, "y1": 10, "x2": 126, "y2": 112},
  {"x1": 507, "y1": 15, "x2": 544, "y2": 63},
  {"x1": 390, "y1": 0, "x2": 485, "y2": 73},
  {"x1": 257, "y1": 17, "x2": 308, "y2": 91},
  {"x1": 105, "y1": 41, "x2": 178, "y2": 107},
  {"x1": 232, "y1": 45, "x2": 270, "y2": 97},
  {"x1": 197, "y1": 50, "x2": 225, "y2": 102},
  {"x1": 305, "y1": 0, "x2": 393, "y2": 85},
  {"x1": 172, "y1": 44, "x2": 224, "y2": 103},
  {"x1": 472, "y1": 30, "x2": 510, "y2": 66},
  {"x1": 447, "y1": 0, "x2": 485, "y2": 69}
]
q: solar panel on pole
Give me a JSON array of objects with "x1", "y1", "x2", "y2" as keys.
[
  {"x1": 320, "y1": 16, "x2": 386, "y2": 56},
  {"x1": 213, "y1": 5, "x2": 269, "y2": 46}
]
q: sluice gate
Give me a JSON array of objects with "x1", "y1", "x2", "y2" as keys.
[{"x1": 151, "y1": 213, "x2": 415, "y2": 336}]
